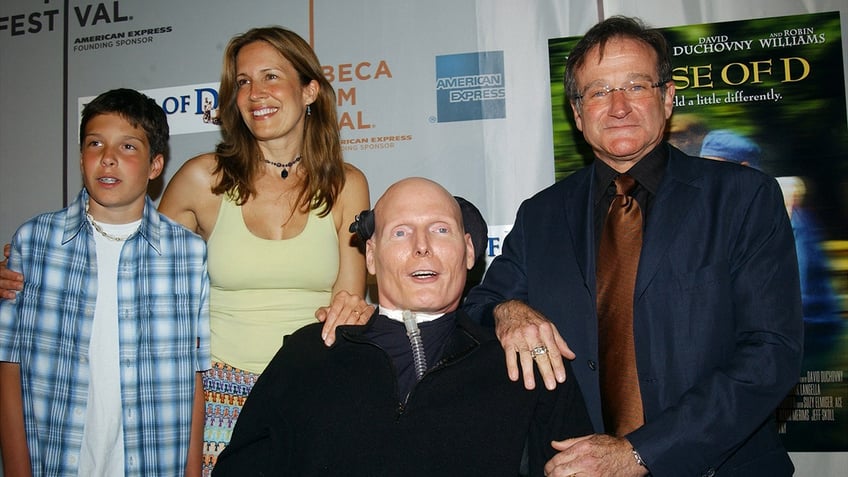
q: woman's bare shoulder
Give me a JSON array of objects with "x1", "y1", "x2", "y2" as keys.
[
  {"x1": 172, "y1": 153, "x2": 220, "y2": 185},
  {"x1": 342, "y1": 163, "x2": 368, "y2": 193},
  {"x1": 159, "y1": 152, "x2": 223, "y2": 234},
  {"x1": 331, "y1": 163, "x2": 370, "y2": 228}
]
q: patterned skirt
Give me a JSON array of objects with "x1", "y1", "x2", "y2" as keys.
[{"x1": 201, "y1": 361, "x2": 259, "y2": 477}]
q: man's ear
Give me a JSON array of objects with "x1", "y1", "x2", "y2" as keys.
[
  {"x1": 464, "y1": 233, "x2": 475, "y2": 271},
  {"x1": 149, "y1": 154, "x2": 164, "y2": 180},
  {"x1": 570, "y1": 100, "x2": 584, "y2": 132},
  {"x1": 663, "y1": 80, "x2": 676, "y2": 119},
  {"x1": 365, "y1": 239, "x2": 377, "y2": 275}
]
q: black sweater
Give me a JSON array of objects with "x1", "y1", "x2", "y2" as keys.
[{"x1": 213, "y1": 310, "x2": 593, "y2": 477}]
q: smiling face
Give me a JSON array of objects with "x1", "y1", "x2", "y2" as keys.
[
  {"x1": 571, "y1": 36, "x2": 675, "y2": 172},
  {"x1": 235, "y1": 40, "x2": 318, "y2": 146},
  {"x1": 80, "y1": 112, "x2": 163, "y2": 223},
  {"x1": 366, "y1": 178, "x2": 475, "y2": 314}
]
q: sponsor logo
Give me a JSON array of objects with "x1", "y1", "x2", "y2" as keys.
[
  {"x1": 78, "y1": 83, "x2": 220, "y2": 138},
  {"x1": 435, "y1": 51, "x2": 506, "y2": 122}
]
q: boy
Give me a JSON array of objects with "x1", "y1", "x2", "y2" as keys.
[{"x1": 0, "y1": 88, "x2": 210, "y2": 477}]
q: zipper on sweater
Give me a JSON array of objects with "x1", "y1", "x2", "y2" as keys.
[
  {"x1": 341, "y1": 325, "x2": 479, "y2": 420},
  {"x1": 342, "y1": 330, "x2": 410, "y2": 418}
]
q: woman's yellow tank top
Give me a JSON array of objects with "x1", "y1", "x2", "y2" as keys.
[{"x1": 206, "y1": 195, "x2": 339, "y2": 373}]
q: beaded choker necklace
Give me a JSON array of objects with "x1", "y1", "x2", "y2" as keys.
[{"x1": 262, "y1": 155, "x2": 302, "y2": 179}]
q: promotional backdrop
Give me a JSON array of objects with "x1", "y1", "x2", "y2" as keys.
[{"x1": 1, "y1": 0, "x2": 847, "y2": 474}]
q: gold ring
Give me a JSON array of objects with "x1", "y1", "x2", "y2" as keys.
[{"x1": 531, "y1": 345, "x2": 549, "y2": 358}]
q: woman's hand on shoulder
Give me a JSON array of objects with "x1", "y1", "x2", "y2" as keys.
[
  {"x1": 316, "y1": 290, "x2": 374, "y2": 346},
  {"x1": 158, "y1": 153, "x2": 221, "y2": 239}
]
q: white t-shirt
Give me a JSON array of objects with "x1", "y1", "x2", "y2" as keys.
[{"x1": 78, "y1": 219, "x2": 139, "y2": 477}]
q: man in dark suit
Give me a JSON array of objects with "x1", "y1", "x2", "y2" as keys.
[{"x1": 464, "y1": 16, "x2": 803, "y2": 477}]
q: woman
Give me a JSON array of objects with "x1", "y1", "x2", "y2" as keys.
[
  {"x1": 159, "y1": 27, "x2": 371, "y2": 474},
  {"x1": 0, "y1": 26, "x2": 372, "y2": 476}
]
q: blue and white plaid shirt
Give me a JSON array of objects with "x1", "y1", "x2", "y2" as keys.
[{"x1": 0, "y1": 189, "x2": 211, "y2": 477}]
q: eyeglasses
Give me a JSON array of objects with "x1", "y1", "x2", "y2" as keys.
[{"x1": 574, "y1": 80, "x2": 666, "y2": 106}]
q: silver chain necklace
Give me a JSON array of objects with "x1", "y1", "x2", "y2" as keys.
[{"x1": 85, "y1": 202, "x2": 133, "y2": 242}]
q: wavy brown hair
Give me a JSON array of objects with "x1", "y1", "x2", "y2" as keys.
[{"x1": 213, "y1": 26, "x2": 344, "y2": 216}]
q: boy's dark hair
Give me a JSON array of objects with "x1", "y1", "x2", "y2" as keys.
[{"x1": 79, "y1": 88, "x2": 169, "y2": 159}]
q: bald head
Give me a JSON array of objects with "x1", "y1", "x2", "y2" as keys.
[
  {"x1": 373, "y1": 178, "x2": 463, "y2": 231},
  {"x1": 367, "y1": 178, "x2": 475, "y2": 313}
]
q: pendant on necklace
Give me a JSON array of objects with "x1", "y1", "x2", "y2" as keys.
[{"x1": 261, "y1": 155, "x2": 302, "y2": 180}]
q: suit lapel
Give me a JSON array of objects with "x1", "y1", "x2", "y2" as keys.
[
  {"x1": 635, "y1": 150, "x2": 700, "y2": 300},
  {"x1": 563, "y1": 167, "x2": 596, "y2": 297}
]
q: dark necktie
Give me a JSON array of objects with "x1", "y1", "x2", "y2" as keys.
[{"x1": 596, "y1": 173, "x2": 644, "y2": 436}]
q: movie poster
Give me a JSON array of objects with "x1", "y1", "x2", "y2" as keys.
[{"x1": 548, "y1": 11, "x2": 847, "y2": 451}]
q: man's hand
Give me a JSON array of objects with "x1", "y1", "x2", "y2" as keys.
[
  {"x1": 493, "y1": 300, "x2": 573, "y2": 390},
  {"x1": 544, "y1": 434, "x2": 648, "y2": 477},
  {"x1": 0, "y1": 244, "x2": 23, "y2": 300},
  {"x1": 315, "y1": 290, "x2": 374, "y2": 347}
]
